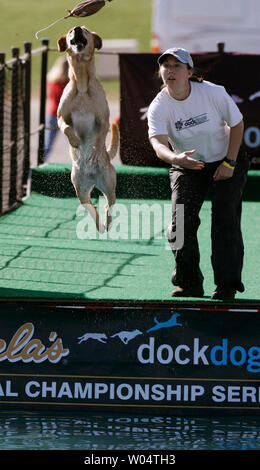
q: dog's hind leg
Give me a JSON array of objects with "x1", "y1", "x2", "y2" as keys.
[
  {"x1": 82, "y1": 199, "x2": 106, "y2": 234},
  {"x1": 105, "y1": 191, "x2": 116, "y2": 232},
  {"x1": 72, "y1": 176, "x2": 106, "y2": 234},
  {"x1": 97, "y1": 165, "x2": 116, "y2": 231}
]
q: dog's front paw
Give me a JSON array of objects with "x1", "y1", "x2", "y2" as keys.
[{"x1": 65, "y1": 128, "x2": 80, "y2": 148}]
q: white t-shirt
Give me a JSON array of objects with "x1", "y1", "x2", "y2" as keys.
[{"x1": 147, "y1": 80, "x2": 243, "y2": 163}]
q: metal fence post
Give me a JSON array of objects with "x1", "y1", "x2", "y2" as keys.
[
  {"x1": 23, "y1": 42, "x2": 31, "y2": 192},
  {"x1": 0, "y1": 52, "x2": 5, "y2": 215},
  {"x1": 9, "y1": 46, "x2": 19, "y2": 208},
  {"x1": 37, "y1": 38, "x2": 49, "y2": 165}
]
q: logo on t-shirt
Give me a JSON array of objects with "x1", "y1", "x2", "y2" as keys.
[{"x1": 175, "y1": 113, "x2": 209, "y2": 131}]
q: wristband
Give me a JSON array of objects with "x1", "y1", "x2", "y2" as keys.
[
  {"x1": 222, "y1": 161, "x2": 235, "y2": 170},
  {"x1": 224, "y1": 157, "x2": 237, "y2": 167}
]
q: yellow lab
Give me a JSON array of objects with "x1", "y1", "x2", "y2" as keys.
[{"x1": 57, "y1": 26, "x2": 119, "y2": 233}]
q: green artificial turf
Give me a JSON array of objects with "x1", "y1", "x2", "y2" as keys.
[{"x1": 0, "y1": 191, "x2": 258, "y2": 302}]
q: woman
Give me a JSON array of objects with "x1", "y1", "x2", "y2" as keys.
[{"x1": 147, "y1": 47, "x2": 250, "y2": 300}]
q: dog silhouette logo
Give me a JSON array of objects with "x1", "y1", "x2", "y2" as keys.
[
  {"x1": 77, "y1": 333, "x2": 108, "y2": 344},
  {"x1": 146, "y1": 313, "x2": 182, "y2": 333},
  {"x1": 110, "y1": 329, "x2": 143, "y2": 345},
  {"x1": 77, "y1": 314, "x2": 183, "y2": 347}
]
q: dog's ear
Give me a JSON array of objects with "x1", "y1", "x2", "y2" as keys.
[
  {"x1": 92, "y1": 32, "x2": 102, "y2": 50},
  {"x1": 57, "y1": 35, "x2": 67, "y2": 52}
]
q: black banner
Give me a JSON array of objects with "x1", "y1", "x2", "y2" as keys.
[
  {"x1": 119, "y1": 52, "x2": 260, "y2": 168},
  {"x1": 0, "y1": 302, "x2": 260, "y2": 414}
]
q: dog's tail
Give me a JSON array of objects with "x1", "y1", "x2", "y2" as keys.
[{"x1": 107, "y1": 122, "x2": 119, "y2": 160}]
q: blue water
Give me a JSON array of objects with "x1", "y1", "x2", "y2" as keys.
[{"x1": 0, "y1": 412, "x2": 260, "y2": 450}]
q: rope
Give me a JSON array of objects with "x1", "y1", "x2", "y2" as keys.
[{"x1": 35, "y1": 16, "x2": 69, "y2": 40}]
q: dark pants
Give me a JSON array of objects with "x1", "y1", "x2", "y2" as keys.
[{"x1": 167, "y1": 149, "x2": 250, "y2": 292}]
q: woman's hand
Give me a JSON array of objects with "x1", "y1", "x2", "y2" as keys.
[
  {"x1": 149, "y1": 136, "x2": 204, "y2": 169},
  {"x1": 213, "y1": 163, "x2": 234, "y2": 181},
  {"x1": 176, "y1": 150, "x2": 204, "y2": 170}
]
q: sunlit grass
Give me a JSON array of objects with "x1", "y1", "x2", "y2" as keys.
[
  {"x1": 1, "y1": 0, "x2": 151, "y2": 92},
  {"x1": 1, "y1": 0, "x2": 152, "y2": 55}
]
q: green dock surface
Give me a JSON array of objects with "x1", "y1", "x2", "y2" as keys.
[{"x1": 0, "y1": 164, "x2": 259, "y2": 303}]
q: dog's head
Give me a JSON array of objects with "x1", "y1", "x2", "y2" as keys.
[{"x1": 58, "y1": 26, "x2": 102, "y2": 56}]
